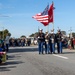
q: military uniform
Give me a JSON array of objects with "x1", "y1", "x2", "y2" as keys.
[
  {"x1": 49, "y1": 32, "x2": 56, "y2": 54},
  {"x1": 56, "y1": 30, "x2": 62, "y2": 53},
  {"x1": 38, "y1": 30, "x2": 45, "y2": 54},
  {"x1": 45, "y1": 32, "x2": 50, "y2": 54}
]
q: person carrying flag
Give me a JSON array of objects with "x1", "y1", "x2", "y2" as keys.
[
  {"x1": 38, "y1": 29, "x2": 45, "y2": 54},
  {"x1": 56, "y1": 30, "x2": 63, "y2": 53},
  {"x1": 49, "y1": 30, "x2": 56, "y2": 54}
]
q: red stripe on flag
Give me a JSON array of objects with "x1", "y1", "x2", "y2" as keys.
[{"x1": 32, "y1": 13, "x2": 49, "y2": 26}]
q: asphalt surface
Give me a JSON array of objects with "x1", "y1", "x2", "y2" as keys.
[{"x1": 0, "y1": 46, "x2": 75, "y2": 75}]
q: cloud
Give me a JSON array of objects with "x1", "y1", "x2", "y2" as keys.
[
  {"x1": 0, "y1": 14, "x2": 10, "y2": 17},
  {"x1": 3, "y1": 13, "x2": 34, "y2": 18},
  {"x1": 0, "y1": 2, "x2": 14, "y2": 9}
]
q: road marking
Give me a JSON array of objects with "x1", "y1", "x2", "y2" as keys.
[{"x1": 53, "y1": 54, "x2": 69, "y2": 59}]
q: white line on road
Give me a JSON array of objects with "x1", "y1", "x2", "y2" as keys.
[{"x1": 53, "y1": 54, "x2": 69, "y2": 59}]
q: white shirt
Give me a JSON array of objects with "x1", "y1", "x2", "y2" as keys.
[{"x1": 5, "y1": 35, "x2": 10, "y2": 44}]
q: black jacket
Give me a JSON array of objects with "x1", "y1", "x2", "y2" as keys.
[
  {"x1": 38, "y1": 33, "x2": 45, "y2": 42},
  {"x1": 56, "y1": 33, "x2": 62, "y2": 43},
  {"x1": 49, "y1": 33, "x2": 56, "y2": 44}
]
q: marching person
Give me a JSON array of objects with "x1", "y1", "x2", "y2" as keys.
[
  {"x1": 38, "y1": 29, "x2": 45, "y2": 54},
  {"x1": 49, "y1": 30, "x2": 56, "y2": 54},
  {"x1": 56, "y1": 30, "x2": 63, "y2": 53},
  {"x1": 45, "y1": 31, "x2": 50, "y2": 54}
]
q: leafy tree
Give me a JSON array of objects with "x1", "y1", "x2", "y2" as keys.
[
  {"x1": 61, "y1": 31, "x2": 66, "y2": 35},
  {"x1": 0, "y1": 29, "x2": 11, "y2": 39},
  {"x1": 29, "y1": 33, "x2": 34, "y2": 37},
  {"x1": 20, "y1": 35, "x2": 26, "y2": 38},
  {"x1": 29, "y1": 32, "x2": 38, "y2": 37},
  {"x1": 72, "y1": 32, "x2": 75, "y2": 37},
  {"x1": 0, "y1": 31, "x2": 3, "y2": 38}
]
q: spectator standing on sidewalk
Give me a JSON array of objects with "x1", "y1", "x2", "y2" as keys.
[
  {"x1": 5, "y1": 33, "x2": 10, "y2": 52},
  {"x1": 73, "y1": 37, "x2": 75, "y2": 49},
  {"x1": 68, "y1": 37, "x2": 72, "y2": 50}
]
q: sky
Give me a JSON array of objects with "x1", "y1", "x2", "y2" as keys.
[{"x1": 0, "y1": 0, "x2": 75, "y2": 38}]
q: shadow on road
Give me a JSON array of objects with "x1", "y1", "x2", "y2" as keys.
[
  {"x1": 0, "y1": 66, "x2": 16, "y2": 72},
  {"x1": 8, "y1": 47, "x2": 75, "y2": 55},
  {"x1": 6, "y1": 60, "x2": 24, "y2": 65},
  {"x1": 0, "y1": 47, "x2": 37, "y2": 72},
  {"x1": 62, "y1": 51, "x2": 75, "y2": 54},
  {"x1": 0, "y1": 60, "x2": 24, "y2": 72},
  {"x1": 0, "y1": 49, "x2": 24, "y2": 72},
  {"x1": 8, "y1": 54, "x2": 21, "y2": 60},
  {"x1": 8, "y1": 47, "x2": 38, "y2": 53}
]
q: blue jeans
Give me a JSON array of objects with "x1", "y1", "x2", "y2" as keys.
[
  {"x1": 45, "y1": 43, "x2": 50, "y2": 54},
  {"x1": 21, "y1": 42, "x2": 24, "y2": 47},
  {"x1": 6, "y1": 44, "x2": 9, "y2": 52},
  {"x1": 59, "y1": 42, "x2": 62, "y2": 53},
  {"x1": 52, "y1": 43, "x2": 55, "y2": 53},
  {"x1": 38, "y1": 42, "x2": 44, "y2": 54},
  {"x1": 45, "y1": 42, "x2": 50, "y2": 54},
  {"x1": 47, "y1": 43, "x2": 50, "y2": 53}
]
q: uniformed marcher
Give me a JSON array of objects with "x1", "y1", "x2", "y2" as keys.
[
  {"x1": 45, "y1": 31, "x2": 50, "y2": 54},
  {"x1": 38, "y1": 29, "x2": 45, "y2": 54},
  {"x1": 56, "y1": 30, "x2": 63, "y2": 53},
  {"x1": 49, "y1": 30, "x2": 56, "y2": 54}
]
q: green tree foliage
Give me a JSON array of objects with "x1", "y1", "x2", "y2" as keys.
[
  {"x1": 29, "y1": 32, "x2": 38, "y2": 37},
  {"x1": 72, "y1": 32, "x2": 75, "y2": 37},
  {"x1": 20, "y1": 35, "x2": 26, "y2": 38},
  {"x1": 29, "y1": 33, "x2": 34, "y2": 37},
  {"x1": 61, "y1": 31, "x2": 66, "y2": 35},
  {"x1": 0, "y1": 29, "x2": 11, "y2": 39}
]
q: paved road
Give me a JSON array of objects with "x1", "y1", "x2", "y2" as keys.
[{"x1": 0, "y1": 46, "x2": 75, "y2": 75}]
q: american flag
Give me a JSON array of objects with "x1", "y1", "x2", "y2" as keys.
[{"x1": 32, "y1": 4, "x2": 49, "y2": 26}]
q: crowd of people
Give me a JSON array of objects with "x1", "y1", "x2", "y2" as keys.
[
  {"x1": 37, "y1": 29, "x2": 75, "y2": 54},
  {"x1": 68, "y1": 37, "x2": 75, "y2": 50},
  {"x1": 9, "y1": 38, "x2": 31, "y2": 47},
  {"x1": 0, "y1": 34, "x2": 32, "y2": 63}
]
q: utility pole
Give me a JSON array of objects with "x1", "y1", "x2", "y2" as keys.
[{"x1": 69, "y1": 27, "x2": 72, "y2": 38}]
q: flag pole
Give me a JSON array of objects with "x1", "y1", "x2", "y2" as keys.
[
  {"x1": 52, "y1": 22, "x2": 54, "y2": 32},
  {"x1": 47, "y1": 3, "x2": 49, "y2": 33},
  {"x1": 47, "y1": 24, "x2": 49, "y2": 33},
  {"x1": 52, "y1": 1, "x2": 54, "y2": 32}
]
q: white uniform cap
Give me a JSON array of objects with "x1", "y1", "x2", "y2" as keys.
[{"x1": 39, "y1": 29, "x2": 43, "y2": 31}]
